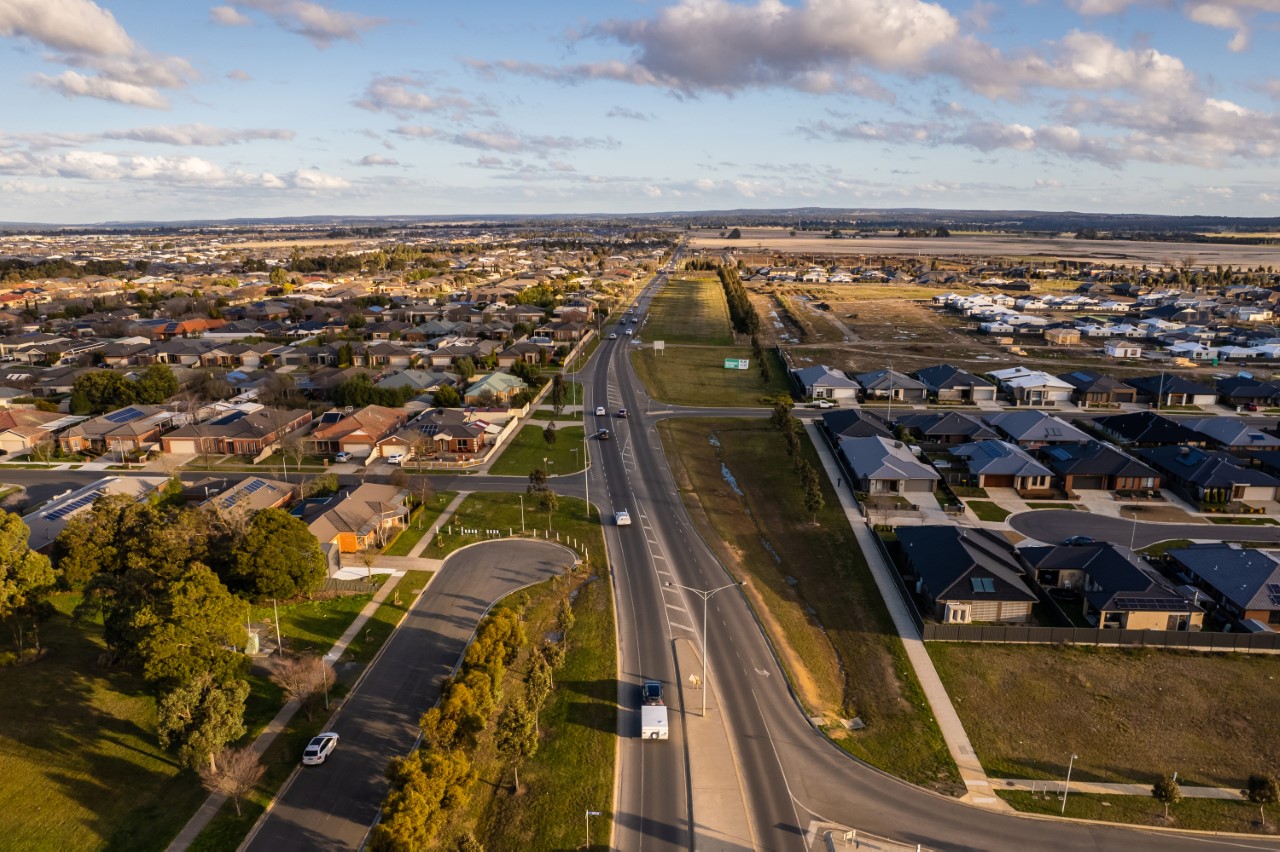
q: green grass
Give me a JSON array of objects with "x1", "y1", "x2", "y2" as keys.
[
  {"x1": 967, "y1": 500, "x2": 1012, "y2": 522},
  {"x1": 383, "y1": 491, "x2": 458, "y2": 556},
  {"x1": 1139, "y1": 538, "x2": 1194, "y2": 557},
  {"x1": 929, "y1": 643, "x2": 1280, "y2": 790},
  {"x1": 0, "y1": 595, "x2": 209, "y2": 851},
  {"x1": 949, "y1": 485, "x2": 989, "y2": 499},
  {"x1": 425, "y1": 492, "x2": 601, "y2": 563},
  {"x1": 1208, "y1": 516, "x2": 1279, "y2": 526},
  {"x1": 250, "y1": 589, "x2": 379, "y2": 656},
  {"x1": 527, "y1": 410, "x2": 580, "y2": 422},
  {"x1": 341, "y1": 571, "x2": 435, "y2": 664},
  {"x1": 487, "y1": 425, "x2": 587, "y2": 477},
  {"x1": 997, "y1": 791, "x2": 1270, "y2": 834},
  {"x1": 1026, "y1": 502, "x2": 1076, "y2": 510},
  {"x1": 643, "y1": 278, "x2": 734, "y2": 345},
  {"x1": 660, "y1": 418, "x2": 960, "y2": 791},
  {"x1": 631, "y1": 346, "x2": 791, "y2": 407}
]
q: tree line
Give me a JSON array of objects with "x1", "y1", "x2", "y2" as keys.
[
  {"x1": 770, "y1": 403, "x2": 825, "y2": 523},
  {"x1": 716, "y1": 265, "x2": 759, "y2": 337}
]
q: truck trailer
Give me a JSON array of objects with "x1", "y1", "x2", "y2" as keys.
[{"x1": 640, "y1": 704, "x2": 668, "y2": 740}]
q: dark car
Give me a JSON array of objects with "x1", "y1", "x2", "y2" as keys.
[
  {"x1": 1062, "y1": 535, "x2": 1095, "y2": 546},
  {"x1": 597, "y1": 429, "x2": 610, "y2": 440},
  {"x1": 616, "y1": 408, "x2": 628, "y2": 418},
  {"x1": 642, "y1": 680, "x2": 663, "y2": 706}
]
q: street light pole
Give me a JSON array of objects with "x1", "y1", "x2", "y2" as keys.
[
  {"x1": 665, "y1": 580, "x2": 743, "y2": 716},
  {"x1": 1129, "y1": 508, "x2": 1139, "y2": 551},
  {"x1": 1061, "y1": 752, "x2": 1079, "y2": 815}
]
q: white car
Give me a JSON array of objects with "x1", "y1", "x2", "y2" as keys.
[
  {"x1": 615, "y1": 510, "x2": 631, "y2": 526},
  {"x1": 334, "y1": 451, "x2": 353, "y2": 462},
  {"x1": 302, "y1": 732, "x2": 339, "y2": 765},
  {"x1": 609, "y1": 333, "x2": 618, "y2": 340},
  {"x1": 811, "y1": 400, "x2": 835, "y2": 409},
  {"x1": 385, "y1": 453, "x2": 405, "y2": 465},
  {"x1": 595, "y1": 406, "x2": 607, "y2": 416}
]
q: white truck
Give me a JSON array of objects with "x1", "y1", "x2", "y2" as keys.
[{"x1": 640, "y1": 704, "x2": 668, "y2": 740}]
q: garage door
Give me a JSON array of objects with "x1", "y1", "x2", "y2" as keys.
[
  {"x1": 167, "y1": 439, "x2": 199, "y2": 455},
  {"x1": 969, "y1": 601, "x2": 1000, "y2": 621},
  {"x1": 1071, "y1": 475, "x2": 1105, "y2": 490}
]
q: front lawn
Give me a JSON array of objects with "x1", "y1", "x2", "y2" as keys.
[
  {"x1": 383, "y1": 491, "x2": 458, "y2": 556},
  {"x1": 488, "y1": 426, "x2": 587, "y2": 477},
  {"x1": 967, "y1": 500, "x2": 1012, "y2": 522}
]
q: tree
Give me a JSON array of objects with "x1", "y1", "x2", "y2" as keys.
[
  {"x1": 433, "y1": 384, "x2": 461, "y2": 407},
  {"x1": 727, "y1": 228, "x2": 742, "y2": 239},
  {"x1": 134, "y1": 564, "x2": 250, "y2": 688},
  {"x1": 228, "y1": 509, "x2": 326, "y2": 601},
  {"x1": 770, "y1": 402, "x2": 792, "y2": 432},
  {"x1": 1152, "y1": 773, "x2": 1182, "y2": 820},
  {"x1": 269, "y1": 654, "x2": 332, "y2": 720},
  {"x1": 527, "y1": 466, "x2": 548, "y2": 494},
  {"x1": 0, "y1": 509, "x2": 55, "y2": 652},
  {"x1": 525, "y1": 652, "x2": 554, "y2": 717},
  {"x1": 542, "y1": 423, "x2": 557, "y2": 449},
  {"x1": 371, "y1": 750, "x2": 476, "y2": 851},
  {"x1": 1245, "y1": 773, "x2": 1280, "y2": 826},
  {"x1": 539, "y1": 488, "x2": 558, "y2": 529},
  {"x1": 198, "y1": 746, "x2": 265, "y2": 816},
  {"x1": 495, "y1": 696, "x2": 539, "y2": 791},
  {"x1": 279, "y1": 431, "x2": 308, "y2": 473},
  {"x1": 804, "y1": 475, "x2": 825, "y2": 525},
  {"x1": 157, "y1": 673, "x2": 250, "y2": 772},
  {"x1": 134, "y1": 364, "x2": 179, "y2": 404},
  {"x1": 556, "y1": 597, "x2": 575, "y2": 634},
  {"x1": 269, "y1": 266, "x2": 288, "y2": 288},
  {"x1": 549, "y1": 373, "x2": 567, "y2": 416},
  {"x1": 360, "y1": 547, "x2": 380, "y2": 581},
  {"x1": 454, "y1": 357, "x2": 476, "y2": 381},
  {"x1": 69, "y1": 369, "x2": 135, "y2": 415}
]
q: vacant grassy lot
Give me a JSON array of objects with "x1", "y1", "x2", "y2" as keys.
[
  {"x1": 661, "y1": 418, "x2": 959, "y2": 790},
  {"x1": 644, "y1": 277, "x2": 734, "y2": 346},
  {"x1": 998, "y1": 791, "x2": 1266, "y2": 834},
  {"x1": 967, "y1": 500, "x2": 1012, "y2": 522},
  {"x1": 488, "y1": 425, "x2": 587, "y2": 476},
  {"x1": 424, "y1": 492, "x2": 602, "y2": 565},
  {"x1": 384, "y1": 491, "x2": 458, "y2": 556},
  {"x1": 631, "y1": 346, "x2": 790, "y2": 407},
  {"x1": 250, "y1": 588, "x2": 378, "y2": 656},
  {"x1": 930, "y1": 644, "x2": 1280, "y2": 789},
  {"x1": 0, "y1": 596, "x2": 208, "y2": 851}
]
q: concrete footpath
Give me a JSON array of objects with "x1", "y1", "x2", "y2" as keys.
[
  {"x1": 673, "y1": 636, "x2": 755, "y2": 851},
  {"x1": 805, "y1": 423, "x2": 1009, "y2": 812}
]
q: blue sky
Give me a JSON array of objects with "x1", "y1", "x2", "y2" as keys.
[{"x1": 2, "y1": 0, "x2": 1279, "y2": 223}]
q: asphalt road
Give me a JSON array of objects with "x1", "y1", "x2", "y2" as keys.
[
  {"x1": 243, "y1": 539, "x2": 574, "y2": 852},
  {"x1": 1010, "y1": 509, "x2": 1280, "y2": 548},
  {"x1": 598, "y1": 275, "x2": 1280, "y2": 850}
]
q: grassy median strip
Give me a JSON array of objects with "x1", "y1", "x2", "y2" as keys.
[
  {"x1": 997, "y1": 791, "x2": 1264, "y2": 833},
  {"x1": 929, "y1": 643, "x2": 1280, "y2": 795},
  {"x1": 660, "y1": 418, "x2": 959, "y2": 791},
  {"x1": 384, "y1": 491, "x2": 458, "y2": 556},
  {"x1": 488, "y1": 425, "x2": 588, "y2": 476}
]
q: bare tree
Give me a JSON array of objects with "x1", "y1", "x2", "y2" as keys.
[
  {"x1": 409, "y1": 474, "x2": 434, "y2": 527},
  {"x1": 269, "y1": 654, "x2": 333, "y2": 720},
  {"x1": 359, "y1": 546, "x2": 380, "y2": 579},
  {"x1": 198, "y1": 746, "x2": 266, "y2": 816},
  {"x1": 279, "y1": 430, "x2": 308, "y2": 473}
]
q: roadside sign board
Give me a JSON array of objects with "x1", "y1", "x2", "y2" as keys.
[{"x1": 723, "y1": 358, "x2": 750, "y2": 370}]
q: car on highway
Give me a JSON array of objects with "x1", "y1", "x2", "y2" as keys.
[
  {"x1": 597, "y1": 429, "x2": 611, "y2": 440},
  {"x1": 385, "y1": 453, "x2": 404, "y2": 465},
  {"x1": 595, "y1": 405, "x2": 606, "y2": 416},
  {"x1": 609, "y1": 332, "x2": 617, "y2": 340},
  {"x1": 616, "y1": 408, "x2": 628, "y2": 418},
  {"x1": 1062, "y1": 535, "x2": 1096, "y2": 546},
  {"x1": 302, "y1": 732, "x2": 339, "y2": 765},
  {"x1": 642, "y1": 680, "x2": 663, "y2": 705},
  {"x1": 334, "y1": 451, "x2": 352, "y2": 462},
  {"x1": 615, "y1": 509, "x2": 631, "y2": 526},
  {"x1": 625, "y1": 329, "x2": 633, "y2": 336}
]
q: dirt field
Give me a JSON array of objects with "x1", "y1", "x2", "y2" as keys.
[
  {"x1": 930, "y1": 643, "x2": 1280, "y2": 788},
  {"x1": 688, "y1": 228, "x2": 1280, "y2": 268}
]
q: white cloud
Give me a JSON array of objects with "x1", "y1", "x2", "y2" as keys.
[
  {"x1": 34, "y1": 71, "x2": 170, "y2": 109},
  {"x1": 1069, "y1": 0, "x2": 1280, "y2": 51},
  {"x1": 606, "y1": 106, "x2": 654, "y2": 121},
  {"x1": 220, "y1": 0, "x2": 387, "y2": 47},
  {"x1": 0, "y1": 0, "x2": 196, "y2": 108},
  {"x1": 227, "y1": 69, "x2": 252, "y2": 81},
  {"x1": 392, "y1": 124, "x2": 620, "y2": 157},
  {"x1": 1034, "y1": 178, "x2": 1064, "y2": 188},
  {"x1": 209, "y1": 5, "x2": 252, "y2": 26},
  {"x1": 352, "y1": 76, "x2": 484, "y2": 119},
  {"x1": 358, "y1": 153, "x2": 400, "y2": 166},
  {"x1": 289, "y1": 168, "x2": 350, "y2": 189},
  {"x1": 101, "y1": 124, "x2": 295, "y2": 146}
]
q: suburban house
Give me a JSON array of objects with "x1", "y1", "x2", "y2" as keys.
[
  {"x1": 380, "y1": 407, "x2": 491, "y2": 459},
  {"x1": 1020, "y1": 543, "x2": 1202, "y2": 630},
  {"x1": 984, "y1": 410, "x2": 1091, "y2": 448},
  {"x1": 161, "y1": 407, "x2": 312, "y2": 456},
  {"x1": 837, "y1": 435, "x2": 940, "y2": 495},
  {"x1": 23, "y1": 475, "x2": 169, "y2": 551},
  {"x1": 820, "y1": 409, "x2": 893, "y2": 440},
  {"x1": 1093, "y1": 411, "x2": 1208, "y2": 447},
  {"x1": 0, "y1": 408, "x2": 73, "y2": 455},
  {"x1": 1058, "y1": 370, "x2": 1138, "y2": 407},
  {"x1": 198, "y1": 476, "x2": 296, "y2": 514},
  {"x1": 950, "y1": 440, "x2": 1054, "y2": 496},
  {"x1": 1040, "y1": 441, "x2": 1161, "y2": 493},
  {"x1": 1137, "y1": 446, "x2": 1280, "y2": 504},
  {"x1": 793, "y1": 365, "x2": 861, "y2": 402},
  {"x1": 914, "y1": 363, "x2": 997, "y2": 403},
  {"x1": 462, "y1": 372, "x2": 528, "y2": 405},
  {"x1": 1125, "y1": 374, "x2": 1218, "y2": 408},
  {"x1": 895, "y1": 411, "x2": 999, "y2": 445},
  {"x1": 1183, "y1": 417, "x2": 1280, "y2": 453},
  {"x1": 1216, "y1": 376, "x2": 1280, "y2": 408},
  {"x1": 897, "y1": 526, "x2": 1038, "y2": 623},
  {"x1": 58, "y1": 405, "x2": 174, "y2": 455},
  {"x1": 306, "y1": 405, "x2": 409, "y2": 459},
  {"x1": 988, "y1": 367, "x2": 1075, "y2": 406},
  {"x1": 854, "y1": 369, "x2": 928, "y2": 403},
  {"x1": 1166, "y1": 543, "x2": 1280, "y2": 628},
  {"x1": 305, "y1": 483, "x2": 410, "y2": 554},
  {"x1": 1103, "y1": 340, "x2": 1143, "y2": 359}
]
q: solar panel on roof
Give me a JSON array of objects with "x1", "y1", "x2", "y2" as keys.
[
  {"x1": 1267, "y1": 584, "x2": 1280, "y2": 606},
  {"x1": 970, "y1": 577, "x2": 995, "y2": 593},
  {"x1": 1112, "y1": 596, "x2": 1181, "y2": 611},
  {"x1": 104, "y1": 406, "x2": 144, "y2": 424},
  {"x1": 45, "y1": 492, "x2": 99, "y2": 521}
]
